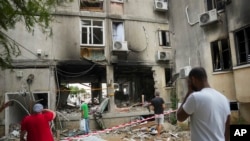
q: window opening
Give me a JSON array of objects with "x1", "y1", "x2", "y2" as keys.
[
  {"x1": 207, "y1": 0, "x2": 225, "y2": 11},
  {"x1": 165, "y1": 68, "x2": 172, "y2": 87},
  {"x1": 112, "y1": 21, "x2": 124, "y2": 42},
  {"x1": 235, "y1": 26, "x2": 250, "y2": 65},
  {"x1": 159, "y1": 30, "x2": 170, "y2": 47},
  {"x1": 80, "y1": 0, "x2": 103, "y2": 11},
  {"x1": 211, "y1": 39, "x2": 231, "y2": 71},
  {"x1": 81, "y1": 20, "x2": 104, "y2": 46}
]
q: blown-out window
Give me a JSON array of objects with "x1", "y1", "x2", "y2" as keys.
[
  {"x1": 211, "y1": 39, "x2": 231, "y2": 71},
  {"x1": 81, "y1": 19, "x2": 104, "y2": 46},
  {"x1": 112, "y1": 21, "x2": 124, "y2": 42},
  {"x1": 80, "y1": 0, "x2": 104, "y2": 11},
  {"x1": 235, "y1": 26, "x2": 250, "y2": 65},
  {"x1": 207, "y1": 0, "x2": 225, "y2": 11},
  {"x1": 159, "y1": 30, "x2": 170, "y2": 47}
]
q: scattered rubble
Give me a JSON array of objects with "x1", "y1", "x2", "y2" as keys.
[
  {"x1": 1, "y1": 115, "x2": 190, "y2": 141},
  {"x1": 2, "y1": 99, "x2": 190, "y2": 141},
  {"x1": 59, "y1": 120, "x2": 190, "y2": 141},
  {"x1": 98, "y1": 121, "x2": 190, "y2": 141}
]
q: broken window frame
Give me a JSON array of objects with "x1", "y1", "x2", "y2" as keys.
[
  {"x1": 80, "y1": 0, "x2": 104, "y2": 11},
  {"x1": 165, "y1": 68, "x2": 172, "y2": 87},
  {"x1": 207, "y1": 0, "x2": 225, "y2": 11},
  {"x1": 235, "y1": 25, "x2": 250, "y2": 65},
  {"x1": 81, "y1": 19, "x2": 105, "y2": 46},
  {"x1": 158, "y1": 30, "x2": 171, "y2": 47},
  {"x1": 112, "y1": 21, "x2": 125, "y2": 42},
  {"x1": 211, "y1": 38, "x2": 232, "y2": 72}
]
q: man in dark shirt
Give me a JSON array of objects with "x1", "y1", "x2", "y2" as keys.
[{"x1": 151, "y1": 91, "x2": 165, "y2": 138}]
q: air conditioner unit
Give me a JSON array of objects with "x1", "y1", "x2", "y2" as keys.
[
  {"x1": 154, "y1": 0, "x2": 168, "y2": 11},
  {"x1": 179, "y1": 66, "x2": 192, "y2": 79},
  {"x1": 199, "y1": 9, "x2": 218, "y2": 26},
  {"x1": 113, "y1": 41, "x2": 128, "y2": 51},
  {"x1": 157, "y1": 51, "x2": 171, "y2": 61},
  {"x1": 111, "y1": 0, "x2": 124, "y2": 3}
]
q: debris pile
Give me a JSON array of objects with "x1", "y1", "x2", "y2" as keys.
[
  {"x1": 59, "y1": 120, "x2": 190, "y2": 141},
  {"x1": 99, "y1": 121, "x2": 191, "y2": 141}
]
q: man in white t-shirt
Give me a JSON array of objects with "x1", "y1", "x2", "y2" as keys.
[{"x1": 177, "y1": 67, "x2": 230, "y2": 141}]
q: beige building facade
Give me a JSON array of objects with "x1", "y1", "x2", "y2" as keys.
[
  {"x1": 1, "y1": 0, "x2": 250, "y2": 137},
  {"x1": 169, "y1": 0, "x2": 250, "y2": 123}
]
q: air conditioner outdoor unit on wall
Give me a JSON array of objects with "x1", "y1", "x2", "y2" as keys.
[
  {"x1": 199, "y1": 9, "x2": 218, "y2": 26},
  {"x1": 113, "y1": 41, "x2": 128, "y2": 51},
  {"x1": 179, "y1": 66, "x2": 192, "y2": 79},
  {"x1": 154, "y1": 0, "x2": 168, "y2": 11},
  {"x1": 157, "y1": 51, "x2": 171, "y2": 61}
]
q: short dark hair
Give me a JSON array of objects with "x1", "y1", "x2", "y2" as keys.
[
  {"x1": 155, "y1": 91, "x2": 160, "y2": 96},
  {"x1": 188, "y1": 67, "x2": 207, "y2": 81}
]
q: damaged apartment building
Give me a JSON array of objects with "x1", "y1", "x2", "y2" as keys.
[
  {"x1": 1, "y1": 0, "x2": 250, "y2": 138},
  {"x1": 168, "y1": 0, "x2": 250, "y2": 124},
  {"x1": 0, "y1": 0, "x2": 173, "y2": 136}
]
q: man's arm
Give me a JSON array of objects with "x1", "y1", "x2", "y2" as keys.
[
  {"x1": 42, "y1": 109, "x2": 56, "y2": 119},
  {"x1": 176, "y1": 92, "x2": 191, "y2": 122},
  {"x1": 162, "y1": 103, "x2": 165, "y2": 109},
  {"x1": 177, "y1": 79, "x2": 193, "y2": 122},
  {"x1": 225, "y1": 115, "x2": 230, "y2": 141}
]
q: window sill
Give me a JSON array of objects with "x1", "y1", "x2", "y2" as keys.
[
  {"x1": 162, "y1": 46, "x2": 172, "y2": 49},
  {"x1": 80, "y1": 46, "x2": 105, "y2": 49},
  {"x1": 233, "y1": 64, "x2": 250, "y2": 70},
  {"x1": 212, "y1": 70, "x2": 232, "y2": 75},
  {"x1": 80, "y1": 8, "x2": 103, "y2": 12},
  {"x1": 217, "y1": 9, "x2": 225, "y2": 14}
]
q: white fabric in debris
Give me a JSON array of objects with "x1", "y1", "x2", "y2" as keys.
[{"x1": 78, "y1": 136, "x2": 107, "y2": 141}]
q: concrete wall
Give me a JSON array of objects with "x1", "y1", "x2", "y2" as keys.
[
  {"x1": 233, "y1": 67, "x2": 250, "y2": 102},
  {"x1": 4, "y1": 69, "x2": 53, "y2": 92},
  {"x1": 227, "y1": 0, "x2": 250, "y2": 31},
  {"x1": 169, "y1": 0, "x2": 230, "y2": 97},
  {"x1": 210, "y1": 72, "x2": 236, "y2": 100}
]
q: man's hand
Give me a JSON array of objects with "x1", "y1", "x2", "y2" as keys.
[{"x1": 187, "y1": 78, "x2": 194, "y2": 95}]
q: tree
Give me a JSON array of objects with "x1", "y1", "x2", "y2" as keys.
[
  {"x1": 0, "y1": 0, "x2": 72, "y2": 69},
  {"x1": 69, "y1": 86, "x2": 79, "y2": 95},
  {"x1": 69, "y1": 86, "x2": 87, "y2": 96}
]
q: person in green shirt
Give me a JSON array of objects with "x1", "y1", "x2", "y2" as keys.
[{"x1": 80, "y1": 102, "x2": 89, "y2": 134}]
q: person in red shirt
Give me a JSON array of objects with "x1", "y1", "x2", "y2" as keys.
[{"x1": 20, "y1": 103, "x2": 56, "y2": 141}]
